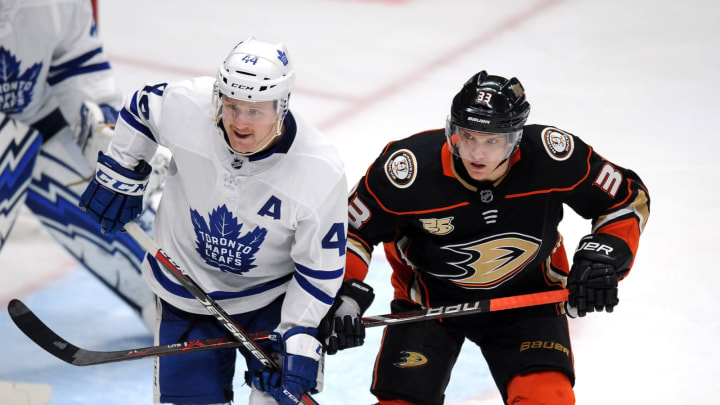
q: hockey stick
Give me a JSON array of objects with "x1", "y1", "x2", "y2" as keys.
[
  {"x1": 122, "y1": 222, "x2": 319, "y2": 405},
  {"x1": 8, "y1": 289, "x2": 568, "y2": 366}
]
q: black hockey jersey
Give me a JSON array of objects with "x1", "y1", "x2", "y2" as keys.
[{"x1": 346, "y1": 125, "x2": 650, "y2": 308}]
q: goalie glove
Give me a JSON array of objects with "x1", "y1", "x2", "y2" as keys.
[
  {"x1": 74, "y1": 101, "x2": 119, "y2": 168},
  {"x1": 319, "y1": 279, "x2": 375, "y2": 355},
  {"x1": 79, "y1": 151, "x2": 151, "y2": 234},
  {"x1": 566, "y1": 233, "x2": 633, "y2": 318}
]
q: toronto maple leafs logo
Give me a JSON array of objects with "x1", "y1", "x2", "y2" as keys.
[
  {"x1": 277, "y1": 50, "x2": 289, "y2": 66},
  {"x1": 0, "y1": 47, "x2": 42, "y2": 114},
  {"x1": 191, "y1": 206, "x2": 267, "y2": 274}
]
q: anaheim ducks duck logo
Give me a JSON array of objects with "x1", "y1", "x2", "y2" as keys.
[
  {"x1": 437, "y1": 233, "x2": 541, "y2": 288},
  {"x1": 394, "y1": 351, "x2": 428, "y2": 368}
]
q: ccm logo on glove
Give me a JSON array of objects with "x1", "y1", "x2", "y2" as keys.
[{"x1": 96, "y1": 167, "x2": 149, "y2": 195}]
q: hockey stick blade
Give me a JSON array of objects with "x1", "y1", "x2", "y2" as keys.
[{"x1": 8, "y1": 299, "x2": 84, "y2": 365}]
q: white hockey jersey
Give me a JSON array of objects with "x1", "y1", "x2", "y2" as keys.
[
  {"x1": 0, "y1": 0, "x2": 120, "y2": 127},
  {"x1": 109, "y1": 77, "x2": 348, "y2": 332}
]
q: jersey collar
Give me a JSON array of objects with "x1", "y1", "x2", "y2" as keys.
[{"x1": 215, "y1": 111, "x2": 297, "y2": 175}]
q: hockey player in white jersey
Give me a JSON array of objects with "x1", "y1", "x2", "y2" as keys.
[
  {"x1": 0, "y1": 0, "x2": 163, "y2": 328},
  {"x1": 79, "y1": 37, "x2": 348, "y2": 404}
]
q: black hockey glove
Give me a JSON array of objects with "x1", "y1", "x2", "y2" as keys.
[
  {"x1": 319, "y1": 279, "x2": 375, "y2": 355},
  {"x1": 566, "y1": 233, "x2": 633, "y2": 318}
]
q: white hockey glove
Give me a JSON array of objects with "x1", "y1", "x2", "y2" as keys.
[{"x1": 319, "y1": 279, "x2": 375, "y2": 355}]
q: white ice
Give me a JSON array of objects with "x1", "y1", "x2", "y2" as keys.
[{"x1": 1, "y1": 0, "x2": 719, "y2": 404}]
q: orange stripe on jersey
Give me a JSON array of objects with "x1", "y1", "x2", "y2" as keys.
[
  {"x1": 509, "y1": 147, "x2": 522, "y2": 166},
  {"x1": 505, "y1": 147, "x2": 594, "y2": 199},
  {"x1": 381, "y1": 140, "x2": 399, "y2": 155},
  {"x1": 345, "y1": 251, "x2": 370, "y2": 282},
  {"x1": 384, "y1": 242, "x2": 415, "y2": 302},
  {"x1": 596, "y1": 218, "x2": 641, "y2": 269},
  {"x1": 605, "y1": 178, "x2": 633, "y2": 211},
  {"x1": 371, "y1": 327, "x2": 389, "y2": 393},
  {"x1": 441, "y1": 141, "x2": 455, "y2": 178}
]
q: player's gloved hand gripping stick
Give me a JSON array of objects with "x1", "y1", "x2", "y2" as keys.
[{"x1": 122, "y1": 221, "x2": 320, "y2": 405}]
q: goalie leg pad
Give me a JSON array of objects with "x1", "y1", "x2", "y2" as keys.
[
  {"x1": 0, "y1": 113, "x2": 42, "y2": 248},
  {"x1": 25, "y1": 128, "x2": 155, "y2": 324}
]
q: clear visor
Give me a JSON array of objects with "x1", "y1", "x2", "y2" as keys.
[
  {"x1": 445, "y1": 117, "x2": 522, "y2": 163},
  {"x1": 215, "y1": 94, "x2": 281, "y2": 125}
]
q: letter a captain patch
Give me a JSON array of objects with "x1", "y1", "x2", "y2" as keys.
[{"x1": 258, "y1": 195, "x2": 282, "y2": 219}]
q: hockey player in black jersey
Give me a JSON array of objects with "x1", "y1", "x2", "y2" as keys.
[{"x1": 321, "y1": 71, "x2": 650, "y2": 404}]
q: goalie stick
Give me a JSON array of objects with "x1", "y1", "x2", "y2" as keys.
[{"x1": 8, "y1": 289, "x2": 568, "y2": 366}]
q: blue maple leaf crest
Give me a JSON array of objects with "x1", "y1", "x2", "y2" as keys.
[
  {"x1": 0, "y1": 47, "x2": 42, "y2": 114},
  {"x1": 276, "y1": 50, "x2": 289, "y2": 66},
  {"x1": 190, "y1": 206, "x2": 267, "y2": 274}
]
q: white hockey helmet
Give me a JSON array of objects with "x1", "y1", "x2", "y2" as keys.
[
  {"x1": 214, "y1": 37, "x2": 295, "y2": 154},
  {"x1": 216, "y1": 37, "x2": 295, "y2": 102}
]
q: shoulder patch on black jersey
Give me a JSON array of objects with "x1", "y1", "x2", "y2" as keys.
[
  {"x1": 384, "y1": 149, "x2": 417, "y2": 188},
  {"x1": 541, "y1": 127, "x2": 574, "y2": 161}
]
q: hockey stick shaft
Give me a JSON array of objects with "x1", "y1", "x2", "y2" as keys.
[
  {"x1": 361, "y1": 288, "x2": 568, "y2": 327},
  {"x1": 123, "y1": 222, "x2": 319, "y2": 405}
]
